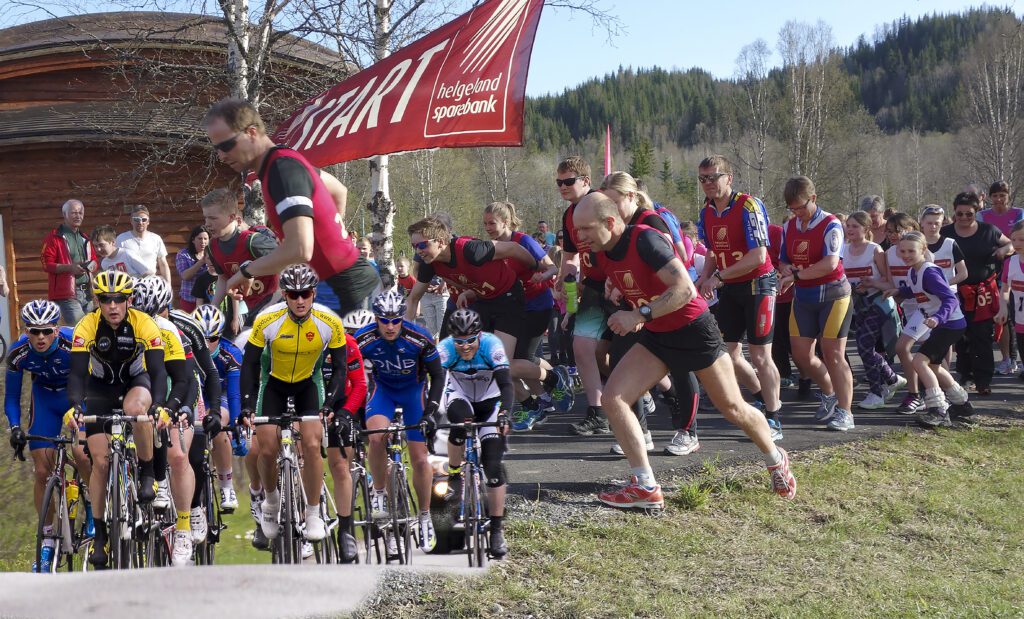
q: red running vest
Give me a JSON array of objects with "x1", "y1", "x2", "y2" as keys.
[
  {"x1": 784, "y1": 212, "x2": 845, "y2": 287},
  {"x1": 209, "y1": 228, "x2": 278, "y2": 307},
  {"x1": 700, "y1": 193, "x2": 773, "y2": 283},
  {"x1": 430, "y1": 236, "x2": 519, "y2": 300}
]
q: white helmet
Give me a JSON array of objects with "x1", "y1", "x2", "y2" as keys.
[
  {"x1": 21, "y1": 300, "x2": 61, "y2": 327},
  {"x1": 192, "y1": 304, "x2": 225, "y2": 339},
  {"x1": 132, "y1": 276, "x2": 172, "y2": 315},
  {"x1": 342, "y1": 309, "x2": 375, "y2": 331}
]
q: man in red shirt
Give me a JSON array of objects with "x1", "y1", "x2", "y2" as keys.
[
  {"x1": 696, "y1": 155, "x2": 782, "y2": 436},
  {"x1": 574, "y1": 193, "x2": 796, "y2": 509},
  {"x1": 41, "y1": 199, "x2": 98, "y2": 325},
  {"x1": 203, "y1": 98, "x2": 380, "y2": 315}
]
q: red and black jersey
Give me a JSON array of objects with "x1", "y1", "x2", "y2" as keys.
[
  {"x1": 510, "y1": 230, "x2": 553, "y2": 301},
  {"x1": 416, "y1": 236, "x2": 519, "y2": 299},
  {"x1": 561, "y1": 202, "x2": 605, "y2": 282},
  {"x1": 698, "y1": 192, "x2": 773, "y2": 283},
  {"x1": 342, "y1": 333, "x2": 367, "y2": 417},
  {"x1": 591, "y1": 225, "x2": 709, "y2": 332},
  {"x1": 209, "y1": 228, "x2": 278, "y2": 307},
  {"x1": 782, "y1": 210, "x2": 845, "y2": 287},
  {"x1": 258, "y1": 145, "x2": 360, "y2": 280}
]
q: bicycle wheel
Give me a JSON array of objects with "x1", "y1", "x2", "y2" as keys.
[
  {"x1": 351, "y1": 466, "x2": 375, "y2": 564},
  {"x1": 388, "y1": 465, "x2": 416, "y2": 565},
  {"x1": 36, "y1": 476, "x2": 70, "y2": 573},
  {"x1": 465, "y1": 468, "x2": 487, "y2": 568},
  {"x1": 278, "y1": 462, "x2": 297, "y2": 564}
]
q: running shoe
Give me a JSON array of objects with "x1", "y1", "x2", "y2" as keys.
[
  {"x1": 304, "y1": 509, "x2": 326, "y2": 542},
  {"x1": 385, "y1": 532, "x2": 399, "y2": 560},
  {"x1": 597, "y1": 476, "x2": 664, "y2": 509},
  {"x1": 815, "y1": 393, "x2": 838, "y2": 422},
  {"x1": 642, "y1": 392, "x2": 656, "y2": 417},
  {"x1": 190, "y1": 507, "x2": 208, "y2": 544},
  {"x1": 664, "y1": 431, "x2": 700, "y2": 456},
  {"x1": 918, "y1": 406, "x2": 951, "y2": 428},
  {"x1": 882, "y1": 375, "x2": 908, "y2": 402},
  {"x1": 511, "y1": 405, "x2": 536, "y2": 432},
  {"x1": 858, "y1": 392, "x2": 886, "y2": 410},
  {"x1": 948, "y1": 401, "x2": 978, "y2": 426},
  {"x1": 171, "y1": 530, "x2": 193, "y2": 567},
  {"x1": 779, "y1": 377, "x2": 796, "y2": 389},
  {"x1": 220, "y1": 486, "x2": 238, "y2": 513},
  {"x1": 339, "y1": 532, "x2": 358, "y2": 563},
  {"x1": 826, "y1": 407, "x2": 855, "y2": 431},
  {"x1": 418, "y1": 513, "x2": 436, "y2": 552},
  {"x1": 35, "y1": 544, "x2": 54, "y2": 573},
  {"x1": 896, "y1": 393, "x2": 924, "y2": 415},
  {"x1": 302, "y1": 541, "x2": 314, "y2": 559},
  {"x1": 550, "y1": 366, "x2": 576, "y2": 413},
  {"x1": 568, "y1": 366, "x2": 583, "y2": 393},
  {"x1": 767, "y1": 448, "x2": 797, "y2": 500},
  {"x1": 610, "y1": 431, "x2": 655, "y2": 455},
  {"x1": 570, "y1": 409, "x2": 611, "y2": 435},
  {"x1": 767, "y1": 417, "x2": 784, "y2": 442},
  {"x1": 533, "y1": 402, "x2": 556, "y2": 426},
  {"x1": 996, "y1": 358, "x2": 1016, "y2": 375}
]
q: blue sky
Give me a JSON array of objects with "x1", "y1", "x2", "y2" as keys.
[{"x1": 525, "y1": 1, "x2": 1016, "y2": 95}]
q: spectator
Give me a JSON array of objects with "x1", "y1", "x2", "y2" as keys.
[
  {"x1": 93, "y1": 225, "x2": 153, "y2": 278},
  {"x1": 976, "y1": 180, "x2": 1024, "y2": 375},
  {"x1": 395, "y1": 257, "x2": 415, "y2": 296},
  {"x1": 40, "y1": 199, "x2": 98, "y2": 325},
  {"x1": 175, "y1": 225, "x2": 210, "y2": 313},
  {"x1": 116, "y1": 205, "x2": 171, "y2": 284},
  {"x1": 860, "y1": 195, "x2": 888, "y2": 247},
  {"x1": 537, "y1": 220, "x2": 556, "y2": 246}
]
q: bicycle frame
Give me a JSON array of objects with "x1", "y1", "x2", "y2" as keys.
[{"x1": 24, "y1": 432, "x2": 84, "y2": 572}]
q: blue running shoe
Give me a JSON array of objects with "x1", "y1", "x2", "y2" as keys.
[
  {"x1": 511, "y1": 406, "x2": 537, "y2": 432},
  {"x1": 550, "y1": 366, "x2": 576, "y2": 413},
  {"x1": 767, "y1": 417, "x2": 783, "y2": 441},
  {"x1": 815, "y1": 393, "x2": 838, "y2": 422}
]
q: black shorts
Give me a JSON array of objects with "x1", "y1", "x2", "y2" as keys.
[
  {"x1": 325, "y1": 257, "x2": 382, "y2": 316},
  {"x1": 514, "y1": 307, "x2": 553, "y2": 360},
  {"x1": 84, "y1": 374, "x2": 150, "y2": 438},
  {"x1": 472, "y1": 281, "x2": 524, "y2": 340},
  {"x1": 714, "y1": 271, "x2": 777, "y2": 345},
  {"x1": 256, "y1": 376, "x2": 322, "y2": 424},
  {"x1": 638, "y1": 311, "x2": 727, "y2": 378},
  {"x1": 918, "y1": 325, "x2": 966, "y2": 365}
]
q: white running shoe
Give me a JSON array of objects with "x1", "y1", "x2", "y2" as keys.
[
  {"x1": 154, "y1": 479, "x2": 171, "y2": 509},
  {"x1": 171, "y1": 530, "x2": 193, "y2": 567},
  {"x1": 302, "y1": 541, "x2": 314, "y2": 559},
  {"x1": 304, "y1": 509, "x2": 326, "y2": 541},
  {"x1": 370, "y1": 490, "x2": 389, "y2": 519},
  {"x1": 220, "y1": 486, "x2": 238, "y2": 512},
  {"x1": 190, "y1": 507, "x2": 208, "y2": 544},
  {"x1": 611, "y1": 431, "x2": 654, "y2": 455},
  {"x1": 857, "y1": 392, "x2": 887, "y2": 410},
  {"x1": 261, "y1": 496, "x2": 281, "y2": 539},
  {"x1": 883, "y1": 375, "x2": 908, "y2": 402},
  {"x1": 663, "y1": 431, "x2": 700, "y2": 456}
]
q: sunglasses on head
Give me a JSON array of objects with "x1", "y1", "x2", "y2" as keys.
[
  {"x1": 28, "y1": 327, "x2": 56, "y2": 336},
  {"x1": 453, "y1": 335, "x2": 479, "y2": 346},
  {"x1": 212, "y1": 132, "x2": 242, "y2": 153},
  {"x1": 376, "y1": 316, "x2": 402, "y2": 325},
  {"x1": 97, "y1": 294, "x2": 128, "y2": 305},
  {"x1": 698, "y1": 172, "x2": 727, "y2": 184},
  {"x1": 412, "y1": 240, "x2": 432, "y2": 251},
  {"x1": 555, "y1": 176, "x2": 580, "y2": 187},
  {"x1": 284, "y1": 290, "x2": 313, "y2": 300}
]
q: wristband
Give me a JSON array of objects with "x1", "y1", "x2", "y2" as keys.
[
  {"x1": 792, "y1": 269, "x2": 800, "y2": 281},
  {"x1": 239, "y1": 260, "x2": 255, "y2": 280}
]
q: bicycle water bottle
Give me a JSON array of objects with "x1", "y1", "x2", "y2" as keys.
[
  {"x1": 564, "y1": 275, "x2": 578, "y2": 314},
  {"x1": 65, "y1": 480, "x2": 79, "y2": 520}
]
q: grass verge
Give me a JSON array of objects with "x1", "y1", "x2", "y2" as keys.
[{"x1": 362, "y1": 420, "x2": 1024, "y2": 618}]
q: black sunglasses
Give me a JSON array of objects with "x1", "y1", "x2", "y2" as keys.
[
  {"x1": 556, "y1": 177, "x2": 581, "y2": 187},
  {"x1": 97, "y1": 294, "x2": 128, "y2": 304},
  {"x1": 28, "y1": 327, "x2": 56, "y2": 336},
  {"x1": 698, "y1": 172, "x2": 727, "y2": 184},
  {"x1": 212, "y1": 132, "x2": 242, "y2": 153},
  {"x1": 376, "y1": 316, "x2": 402, "y2": 325},
  {"x1": 285, "y1": 290, "x2": 314, "y2": 300}
]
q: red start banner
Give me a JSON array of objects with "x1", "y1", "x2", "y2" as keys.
[{"x1": 273, "y1": 0, "x2": 545, "y2": 166}]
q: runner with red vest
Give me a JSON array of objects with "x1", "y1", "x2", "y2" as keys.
[
  {"x1": 695, "y1": 155, "x2": 782, "y2": 435},
  {"x1": 203, "y1": 98, "x2": 380, "y2": 316},
  {"x1": 404, "y1": 215, "x2": 543, "y2": 371},
  {"x1": 778, "y1": 175, "x2": 855, "y2": 432},
  {"x1": 573, "y1": 192, "x2": 797, "y2": 510}
]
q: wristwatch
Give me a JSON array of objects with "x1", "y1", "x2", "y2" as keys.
[
  {"x1": 239, "y1": 260, "x2": 255, "y2": 280},
  {"x1": 638, "y1": 305, "x2": 653, "y2": 322},
  {"x1": 792, "y1": 269, "x2": 800, "y2": 281}
]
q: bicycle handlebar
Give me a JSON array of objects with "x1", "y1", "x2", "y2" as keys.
[
  {"x1": 22, "y1": 434, "x2": 77, "y2": 445},
  {"x1": 250, "y1": 414, "x2": 323, "y2": 426},
  {"x1": 359, "y1": 422, "x2": 427, "y2": 435},
  {"x1": 434, "y1": 421, "x2": 504, "y2": 431},
  {"x1": 80, "y1": 414, "x2": 151, "y2": 424}
]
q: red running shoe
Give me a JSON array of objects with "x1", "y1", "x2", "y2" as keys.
[
  {"x1": 597, "y1": 476, "x2": 664, "y2": 509},
  {"x1": 767, "y1": 447, "x2": 797, "y2": 500}
]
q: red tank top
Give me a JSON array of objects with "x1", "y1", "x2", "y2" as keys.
[
  {"x1": 209, "y1": 228, "x2": 278, "y2": 307},
  {"x1": 259, "y1": 146, "x2": 360, "y2": 279},
  {"x1": 431, "y1": 236, "x2": 518, "y2": 300},
  {"x1": 563, "y1": 203, "x2": 605, "y2": 282},
  {"x1": 768, "y1": 224, "x2": 793, "y2": 302},
  {"x1": 700, "y1": 192, "x2": 773, "y2": 283},
  {"x1": 510, "y1": 231, "x2": 552, "y2": 300},
  {"x1": 784, "y1": 212, "x2": 845, "y2": 287},
  {"x1": 592, "y1": 226, "x2": 708, "y2": 332}
]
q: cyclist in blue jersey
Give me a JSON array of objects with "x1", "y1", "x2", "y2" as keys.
[
  {"x1": 437, "y1": 308, "x2": 514, "y2": 559},
  {"x1": 355, "y1": 290, "x2": 445, "y2": 552},
  {"x1": 6, "y1": 300, "x2": 93, "y2": 572}
]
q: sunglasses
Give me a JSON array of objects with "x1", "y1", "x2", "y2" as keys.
[
  {"x1": 955, "y1": 211, "x2": 975, "y2": 218},
  {"x1": 920, "y1": 207, "x2": 944, "y2": 216},
  {"x1": 97, "y1": 294, "x2": 128, "y2": 304},
  {"x1": 698, "y1": 172, "x2": 727, "y2": 184},
  {"x1": 28, "y1": 327, "x2": 56, "y2": 336},
  {"x1": 212, "y1": 132, "x2": 242, "y2": 153},
  {"x1": 132, "y1": 216, "x2": 149, "y2": 223},
  {"x1": 205, "y1": 336, "x2": 221, "y2": 343},
  {"x1": 555, "y1": 177, "x2": 581, "y2": 187},
  {"x1": 376, "y1": 316, "x2": 402, "y2": 325},
  {"x1": 284, "y1": 290, "x2": 314, "y2": 300},
  {"x1": 453, "y1": 335, "x2": 479, "y2": 346},
  {"x1": 412, "y1": 240, "x2": 433, "y2": 251}
]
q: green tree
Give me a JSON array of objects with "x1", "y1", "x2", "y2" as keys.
[{"x1": 629, "y1": 138, "x2": 655, "y2": 180}]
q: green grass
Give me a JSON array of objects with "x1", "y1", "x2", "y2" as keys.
[{"x1": 362, "y1": 421, "x2": 1024, "y2": 618}]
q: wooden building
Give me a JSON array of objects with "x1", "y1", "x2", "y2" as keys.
[{"x1": 0, "y1": 12, "x2": 342, "y2": 340}]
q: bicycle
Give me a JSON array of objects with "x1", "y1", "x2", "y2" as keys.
[
  {"x1": 435, "y1": 418, "x2": 504, "y2": 567},
  {"x1": 15, "y1": 433, "x2": 92, "y2": 573},
  {"x1": 79, "y1": 411, "x2": 150, "y2": 570},
  {"x1": 250, "y1": 410, "x2": 322, "y2": 565},
  {"x1": 193, "y1": 423, "x2": 228, "y2": 566},
  {"x1": 347, "y1": 428, "x2": 376, "y2": 564},
  {"x1": 359, "y1": 408, "x2": 423, "y2": 565}
]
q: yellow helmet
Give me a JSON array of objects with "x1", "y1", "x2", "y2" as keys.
[{"x1": 92, "y1": 270, "x2": 134, "y2": 296}]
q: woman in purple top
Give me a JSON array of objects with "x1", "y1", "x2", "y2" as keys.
[
  {"x1": 977, "y1": 180, "x2": 1024, "y2": 374},
  {"x1": 176, "y1": 225, "x2": 209, "y2": 313}
]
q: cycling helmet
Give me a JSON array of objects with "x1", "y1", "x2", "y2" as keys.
[
  {"x1": 192, "y1": 304, "x2": 225, "y2": 338},
  {"x1": 371, "y1": 289, "x2": 406, "y2": 317},
  {"x1": 92, "y1": 270, "x2": 134, "y2": 296},
  {"x1": 21, "y1": 300, "x2": 61, "y2": 327},
  {"x1": 132, "y1": 276, "x2": 172, "y2": 315},
  {"x1": 447, "y1": 308, "x2": 482, "y2": 337},
  {"x1": 279, "y1": 263, "x2": 319, "y2": 291},
  {"x1": 342, "y1": 309, "x2": 375, "y2": 331}
]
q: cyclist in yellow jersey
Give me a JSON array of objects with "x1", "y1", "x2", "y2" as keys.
[
  {"x1": 240, "y1": 264, "x2": 349, "y2": 542},
  {"x1": 64, "y1": 271, "x2": 180, "y2": 568}
]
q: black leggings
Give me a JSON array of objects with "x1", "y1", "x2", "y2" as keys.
[
  {"x1": 190, "y1": 432, "x2": 208, "y2": 509},
  {"x1": 772, "y1": 301, "x2": 793, "y2": 379},
  {"x1": 955, "y1": 313, "x2": 995, "y2": 388},
  {"x1": 446, "y1": 398, "x2": 506, "y2": 488}
]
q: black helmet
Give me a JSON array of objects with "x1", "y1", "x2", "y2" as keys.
[
  {"x1": 279, "y1": 263, "x2": 319, "y2": 291},
  {"x1": 447, "y1": 308, "x2": 482, "y2": 337}
]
